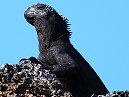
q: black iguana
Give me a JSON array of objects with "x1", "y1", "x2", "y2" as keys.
[{"x1": 24, "y1": 3, "x2": 109, "y2": 97}]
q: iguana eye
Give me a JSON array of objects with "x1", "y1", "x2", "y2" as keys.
[{"x1": 37, "y1": 6, "x2": 43, "y2": 10}]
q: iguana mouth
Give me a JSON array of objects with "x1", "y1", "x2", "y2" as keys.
[{"x1": 24, "y1": 3, "x2": 54, "y2": 26}]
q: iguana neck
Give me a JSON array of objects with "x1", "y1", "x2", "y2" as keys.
[{"x1": 34, "y1": 17, "x2": 70, "y2": 52}]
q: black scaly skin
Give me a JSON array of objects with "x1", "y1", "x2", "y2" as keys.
[{"x1": 24, "y1": 3, "x2": 109, "y2": 97}]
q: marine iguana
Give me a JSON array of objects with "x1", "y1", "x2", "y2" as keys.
[{"x1": 24, "y1": 3, "x2": 109, "y2": 97}]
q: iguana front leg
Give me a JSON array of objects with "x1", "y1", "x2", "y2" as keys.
[
  {"x1": 49, "y1": 46, "x2": 80, "y2": 77},
  {"x1": 29, "y1": 56, "x2": 53, "y2": 70}
]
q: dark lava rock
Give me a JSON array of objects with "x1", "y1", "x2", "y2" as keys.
[
  {"x1": 0, "y1": 58, "x2": 73, "y2": 97},
  {"x1": 91, "y1": 91, "x2": 129, "y2": 97},
  {"x1": 0, "y1": 58, "x2": 129, "y2": 97}
]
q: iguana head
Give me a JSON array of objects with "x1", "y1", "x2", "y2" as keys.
[
  {"x1": 24, "y1": 3, "x2": 71, "y2": 41},
  {"x1": 24, "y1": 3, "x2": 54, "y2": 26}
]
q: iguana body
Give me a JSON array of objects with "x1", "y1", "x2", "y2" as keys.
[{"x1": 24, "y1": 3, "x2": 109, "y2": 97}]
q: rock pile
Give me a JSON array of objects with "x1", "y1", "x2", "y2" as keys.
[
  {"x1": 91, "y1": 91, "x2": 129, "y2": 97},
  {"x1": 0, "y1": 58, "x2": 129, "y2": 97},
  {"x1": 0, "y1": 57, "x2": 73, "y2": 97}
]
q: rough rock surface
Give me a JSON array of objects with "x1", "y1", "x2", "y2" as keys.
[
  {"x1": 0, "y1": 58, "x2": 73, "y2": 97},
  {"x1": 0, "y1": 58, "x2": 129, "y2": 97}
]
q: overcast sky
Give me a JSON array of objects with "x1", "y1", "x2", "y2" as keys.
[{"x1": 0, "y1": 0, "x2": 129, "y2": 92}]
